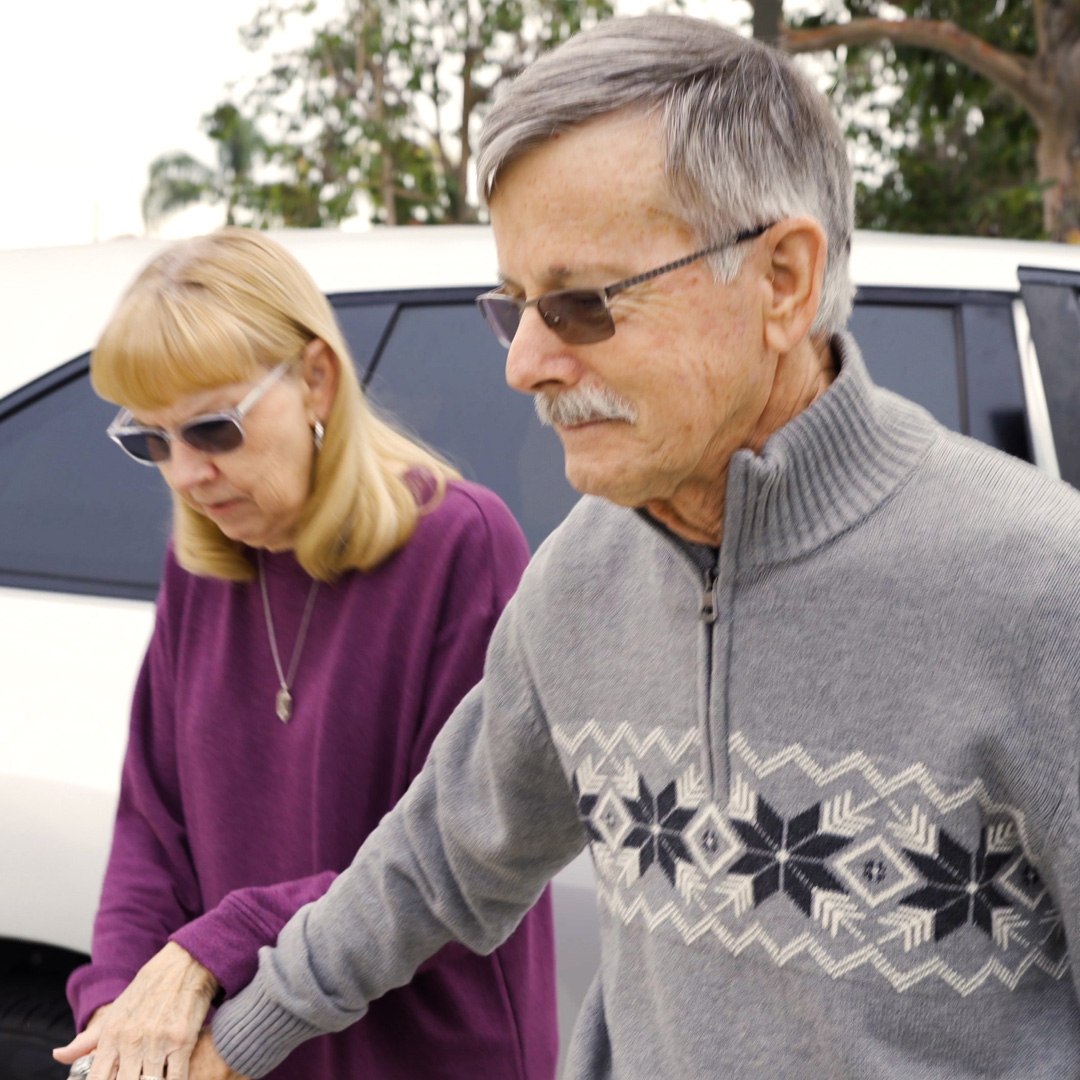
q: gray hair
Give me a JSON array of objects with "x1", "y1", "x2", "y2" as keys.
[{"x1": 477, "y1": 15, "x2": 855, "y2": 333}]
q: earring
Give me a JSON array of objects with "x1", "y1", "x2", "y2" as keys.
[{"x1": 313, "y1": 420, "x2": 325, "y2": 452}]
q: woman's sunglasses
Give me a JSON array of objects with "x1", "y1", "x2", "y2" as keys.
[
  {"x1": 106, "y1": 361, "x2": 291, "y2": 465},
  {"x1": 476, "y1": 224, "x2": 771, "y2": 348}
]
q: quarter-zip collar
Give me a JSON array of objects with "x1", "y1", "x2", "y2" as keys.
[
  {"x1": 636, "y1": 333, "x2": 936, "y2": 576},
  {"x1": 722, "y1": 332, "x2": 936, "y2": 571}
]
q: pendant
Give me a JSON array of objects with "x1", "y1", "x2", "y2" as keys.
[{"x1": 276, "y1": 687, "x2": 293, "y2": 723}]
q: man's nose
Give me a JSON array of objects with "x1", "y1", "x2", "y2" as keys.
[
  {"x1": 504, "y1": 308, "x2": 581, "y2": 396},
  {"x1": 160, "y1": 439, "x2": 217, "y2": 491}
]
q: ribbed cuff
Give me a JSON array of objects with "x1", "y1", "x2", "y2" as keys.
[{"x1": 210, "y1": 977, "x2": 325, "y2": 1078}]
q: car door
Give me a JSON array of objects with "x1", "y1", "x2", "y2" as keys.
[
  {"x1": 848, "y1": 287, "x2": 1031, "y2": 463},
  {"x1": 1019, "y1": 267, "x2": 1080, "y2": 488}
]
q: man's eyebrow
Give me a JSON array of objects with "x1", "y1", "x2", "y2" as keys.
[{"x1": 496, "y1": 263, "x2": 618, "y2": 290}]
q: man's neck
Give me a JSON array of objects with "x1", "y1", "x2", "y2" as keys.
[{"x1": 644, "y1": 335, "x2": 838, "y2": 546}]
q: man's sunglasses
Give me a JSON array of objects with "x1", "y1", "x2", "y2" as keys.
[
  {"x1": 107, "y1": 361, "x2": 291, "y2": 465},
  {"x1": 476, "y1": 224, "x2": 772, "y2": 348}
]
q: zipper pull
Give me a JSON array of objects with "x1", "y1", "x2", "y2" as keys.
[{"x1": 701, "y1": 567, "x2": 718, "y2": 624}]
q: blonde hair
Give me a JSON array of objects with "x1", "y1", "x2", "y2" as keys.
[{"x1": 92, "y1": 227, "x2": 460, "y2": 582}]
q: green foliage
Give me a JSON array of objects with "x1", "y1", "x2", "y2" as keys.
[
  {"x1": 143, "y1": 104, "x2": 264, "y2": 230},
  {"x1": 794, "y1": 0, "x2": 1046, "y2": 238},
  {"x1": 228, "y1": 0, "x2": 617, "y2": 227}
]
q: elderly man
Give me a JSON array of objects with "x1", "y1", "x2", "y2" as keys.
[{"x1": 122, "y1": 14, "x2": 1080, "y2": 1079}]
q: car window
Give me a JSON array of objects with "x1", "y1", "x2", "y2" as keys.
[
  {"x1": 959, "y1": 301, "x2": 1029, "y2": 462},
  {"x1": 0, "y1": 283, "x2": 1038, "y2": 601},
  {"x1": 0, "y1": 361, "x2": 172, "y2": 598},
  {"x1": 848, "y1": 301, "x2": 963, "y2": 433},
  {"x1": 0, "y1": 290, "x2": 579, "y2": 599},
  {"x1": 331, "y1": 301, "x2": 397, "y2": 371},
  {"x1": 1019, "y1": 267, "x2": 1080, "y2": 487},
  {"x1": 362, "y1": 297, "x2": 579, "y2": 552}
]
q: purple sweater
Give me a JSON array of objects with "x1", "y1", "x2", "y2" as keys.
[{"x1": 68, "y1": 481, "x2": 557, "y2": 1080}]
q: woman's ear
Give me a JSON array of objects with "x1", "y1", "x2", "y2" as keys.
[
  {"x1": 300, "y1": 338, "x2": 340, "y2": 423},
  {"x1": 761, "y1": 217, "x2": 828, "y2": 355}
]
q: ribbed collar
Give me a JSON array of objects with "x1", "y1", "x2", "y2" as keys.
[{"x1": 721, "y1": 332, "x2": 937, "y2": 570}]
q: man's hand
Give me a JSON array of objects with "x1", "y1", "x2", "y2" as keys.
[
  {"x1": 189, "y1": 1029, "x2": 246, "y2": 1080},
  {"x1": 53, "y1": 942, "x2": 219, "y2": 1080}
]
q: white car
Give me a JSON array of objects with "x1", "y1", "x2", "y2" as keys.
[{"x1": 2, "y1": 228, "x2": 1079, "y2": 1079}]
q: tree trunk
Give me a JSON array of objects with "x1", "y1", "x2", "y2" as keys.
[
  {"x1": 1030, "y1": 0, "x2": 1080, "y2": 240},
  {"x1": 752, "y1": 0, "x2": 783, "y2": 45},
  {"x1": 783, "y1": 2, "x2": 1080, "y2": 242}
]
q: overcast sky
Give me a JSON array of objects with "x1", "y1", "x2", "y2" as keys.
[{"x1": 1, "y1": 0, "x2": 751, "y2": 252}]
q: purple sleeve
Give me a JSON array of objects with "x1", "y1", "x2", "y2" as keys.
[
  {"x1": 170, "y1": 872, "x2": 338, "y2": 996},
  {"x1": 170, "y1": 485, "x2": 531, "y2": 996},
  {"x1": 67, "y1": 566, "x2": 203, "y2": 1031},
  {"x1": 408, "y1": 485, "x2": 531, "y2": 777}
]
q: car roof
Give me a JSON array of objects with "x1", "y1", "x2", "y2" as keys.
[
  {"x1": 4, "y1": 226, "x2": 1080, "y2": 402},
  {"x1": 849, "y1": 230, "x2": 1080, "y2": 292},
  {"x1": 0, "y1": 227, "x2": 501, "y2": 401}
]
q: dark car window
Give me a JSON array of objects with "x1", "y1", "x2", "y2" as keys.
[
  {"x1": 0, "y1": 282, "x2": 1036, "y2": 601},
  {"x1": 0, "y1": 361, "x2": 172, "y2": 598},
  {"x1": 847, "y1": 290, "x2": 1030, "y2": 465},
  {"x1": 362, "y1": 297, "x2": 579, "y2": 551},
  {"x1": 959, "y1": 301, "x2": 1029, "y2": 462},
  {"x1": 1019, "y1": 267, "x2": 1080, "y2": 487},
  {"x1": 847, "y1": 302, "x2": 963, "y2": 433},
  {"x1": 331, "y1": 301, "x2": 397, "y2": 371},
  {"x1": 0, "y1": 290, "x2": 578, "y2": 599}
]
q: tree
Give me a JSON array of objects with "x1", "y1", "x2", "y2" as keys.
[
  {"x1": 782, "y1": 1, "x2": 1080, "y2": 242},
  {"x1": 221, "y1": 0, "x2": 615, "y2": 227},
  {"x1": 142, "y1": 104, "x2": 263, "y2": 232},
  {"x1": 752, "y1": 0, "x2": 783, "y2": 43}
]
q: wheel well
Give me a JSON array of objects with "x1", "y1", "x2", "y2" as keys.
[{"x1": 0, "y1": 939, "x2": 86, "y2": 987}]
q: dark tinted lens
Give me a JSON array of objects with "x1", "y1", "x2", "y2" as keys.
[
  {"x1": 117, "y1": 430, "x2": 170, "y2": 463},
  {"x1": 478, "y1": 296, "x2": 522, "y2": 346},
  {"x1": 538, "y1": 291, "x2": 614, "y2": 344},
  {"x1": 182, "y1": 417, "x2": 244, "y2": 454}
]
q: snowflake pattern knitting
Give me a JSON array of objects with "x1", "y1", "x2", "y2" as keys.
[{"x1": 558, "y1": 723, "x2": 1067, "y2": 997}]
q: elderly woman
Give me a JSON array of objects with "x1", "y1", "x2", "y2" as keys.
[{"x1": 53, "y1": 228, "x2": 556, "y2": 1080}]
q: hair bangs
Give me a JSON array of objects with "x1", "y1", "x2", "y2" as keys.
[{"x1": 91, "y1": 279, "x2": 267, "y2": 411}]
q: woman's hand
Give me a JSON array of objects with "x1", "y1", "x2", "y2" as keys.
[{"x1": 54, "y1": 942, "x2": 219, "y2": 1080}]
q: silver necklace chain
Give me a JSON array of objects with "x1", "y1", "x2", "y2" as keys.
[{"x1": 257, "y1": 549, "x2": 320, "y2": 723}]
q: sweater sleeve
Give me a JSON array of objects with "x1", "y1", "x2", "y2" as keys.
[
  {"x1": 168, "y1": 485, "x2": 533, "y2": 997},
  {"x1": 66, "y1": 571, "x2": 202, "y2": 1031},
  {"x1": 210, "y1": 589, "x2": 586, "y2": 1078},
  {"x1": 168, "y1": 871, "x2": 337, "y2": 998},
  {"x1": 408, "y1": 483, "x2": 531, "y2": 779}
]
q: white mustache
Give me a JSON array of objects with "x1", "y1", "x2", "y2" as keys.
[{"x1": 534, "y1": 385, "x2": 638, "y2": 427}]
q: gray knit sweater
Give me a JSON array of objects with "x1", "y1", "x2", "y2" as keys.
[{"x1": 213, "y1": 336, "x2": 1080, "y2": 1078}]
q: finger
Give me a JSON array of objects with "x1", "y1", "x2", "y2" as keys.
[
  {"x1": 85, "y1": 1046, "x2": 119, "y2": 1080},
  {"x1": 54, "y1": 1027, "x2": 99, "y2": 1063},
  {"x1": 165, "y1": 1046, "x2": 192, "y2": 1080},
  {"x1": 138, "y1": 1053, "x2": 168, "y2": 1080},
  {"x1": 115, "y1": 1048, "x2": 145, "y2": 1080}
]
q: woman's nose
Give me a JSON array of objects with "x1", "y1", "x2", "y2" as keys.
[{"x1": 159, "y1": 439, "x2": 217, "y2": 491}]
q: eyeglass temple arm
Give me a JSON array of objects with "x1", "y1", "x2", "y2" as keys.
[
  {"x1": 236, "y1": 360, "x2": 291, "y2": 415},
  {"x1": 604, "y1": 223, "x2": 773, "y2": 300}
]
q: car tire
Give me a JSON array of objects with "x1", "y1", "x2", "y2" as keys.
[{"x1": 0, "y1": 978, "x2": 74, "y2": 1080}]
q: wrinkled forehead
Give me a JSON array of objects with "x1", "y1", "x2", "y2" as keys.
[{"x1": 489, "y1": 114, "x2": 693, "y2": 287}]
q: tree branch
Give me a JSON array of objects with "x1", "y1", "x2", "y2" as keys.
[{"x1": 783, "y1": 17, "x2": 1053, "y2": 120}]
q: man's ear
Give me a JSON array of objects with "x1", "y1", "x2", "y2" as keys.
[
  {"x1": 300, "y1": 338, "x2": 341, "y2": 423},
  {"x1": 760, "y1": 217, "x2": 827, "y2": 355}
]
